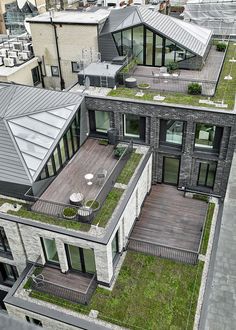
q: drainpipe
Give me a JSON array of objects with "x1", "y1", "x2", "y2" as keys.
[
  {"x1": 50, "y1": 14, "x2": 65, "y2": 90},
  {"x1": 38, "y1": 57, "x2": 45, "y2": 88}
]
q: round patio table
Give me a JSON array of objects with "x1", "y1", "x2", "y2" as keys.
[{"x1": 69, "y1": 192, "x2": 84, "y2": 206}]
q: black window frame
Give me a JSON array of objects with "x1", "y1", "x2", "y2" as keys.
[
  {"x1": 51, "y1": 65, "x2": 59, "y2": 77},
  {"x1": 197, "y1": 161, "x2": 217, "y2": 189},
  {"x1": 89, "y1": 110, "x2": 111, "y2": 137},
  {"x1": 0, "y1": 262, "x2": 18, "y2": 287},
  {"x1": 31, "y1": 66, "x2": 40, "y2": 86},
  {"x1": 26, "y1": 316, "x2": 43, "y2": 327},
  {"x1": 194, "y1": 123, "x2": 223, "y2": 154},
  {"x1": 123, "y1": 114, "x2": 146, "y2": 142},
  {"x1": 40, "y1": 237, "x2": 60, "y2": 267},
  {"x1": 65, "y1": 244, "x2": 96, "y2": 275},
  {"x1": 71, "y1": 61, "x2": 80, "y2": 73},
  {"x1": 112, "y1": 231, "x2": 119, "y2": 264},
  {"x1": 159, "y1": 119, "x2": 185, "y2": 149},
  {"x1": 0, "y1": 227, "x2": 11, "y2": 255}
]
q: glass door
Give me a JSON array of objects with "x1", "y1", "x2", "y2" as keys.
[
  {"x1": 41, "y1": 238, "x2": 59, "y2": 265},
  {"x1": 163, "y1": 157, "x2": 180, "y2": 185},
  {"x1": 66, "y1": 244, "x2": 96, "y2": 274}
]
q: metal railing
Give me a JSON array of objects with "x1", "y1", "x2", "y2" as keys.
[
  {"x1": 128, "y1": 238, "x2": 199, "y2": 264},
  {"x1": 26, "y1": 141, "x2": 133, "y2": 224},
  {"x1": 27, "y1": 264, "x2": 97, "y2": 305}
]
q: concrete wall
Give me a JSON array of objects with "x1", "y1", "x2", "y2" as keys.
[
  {"x1": 85, "y1": 96, "x2": 236, "y2": 197},
  {"x1": 30, "y1": 23, "x2": 99, "y2": 89},
  {"x1": 0, "y1": 58, "x2": 41, "y2": 87},
  {"x1": 6, "y1": 304, "x2": 82, "y2": 330}
]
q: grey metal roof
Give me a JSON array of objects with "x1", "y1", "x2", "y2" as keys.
[
  {"x1": 100, "y1": 6, "x2": 212, "y2": 57},
  {"x1": 0, "y1": 83, "x2": 82, "y2": 186}
]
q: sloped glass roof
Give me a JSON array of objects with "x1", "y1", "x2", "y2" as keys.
[{"x1": 7, "y1": 105, "x2": 77, "y2": 180}]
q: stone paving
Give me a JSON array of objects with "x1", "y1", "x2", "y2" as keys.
[{"x1": 204, "y1": 152, "x2": 236, "y2": 330}]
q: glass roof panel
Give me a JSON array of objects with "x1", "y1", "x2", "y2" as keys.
[
  {"x1": 49, "y1": 107, "x2": 72, "y2": 119},
  {"x1": 15, "y1": 137, "x2": 47, "y2": 159},
  {"x1": 22, "y1": 153, "x2": 42, "y2": 171},
  {"x1": 11, "y1": 117, "x2": 59, "y2": 138},
  {"x1": 8, "y1": 122, "x2": 53, "y2": 148},
  {"x1": 30, "y1": 112, "x2": 66, "y2": 128}
]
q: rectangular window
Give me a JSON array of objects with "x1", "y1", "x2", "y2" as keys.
[
  {"x1": 71, "y1": 61, "x2": 79, "y2": 73},
  {"x1": 26, "y1": 316, "x2": 42, "y2": 326},
  {"x1": 0, "y1": 227, "x2": 11, "y2": 253},
  {"x1": 66, "y1": 128, "x2": 74, "y2": 158},
  {"x1": 51, "y1": 66, "x2": 59, "y2": 77},
  {"x1": 197, "y1": 162, "x2": 217, "y2": 188},
  {"x1": 46, "y1": 157, "x2": 54, "y2": 177},
  {"x1": 31, "y1": 66, "x2": 40, "y2": 86},
  {"x1": 195, "y1": 123, "x2": 222, "y2": 152},
  {"x1": 124, "y1": 114, "x2": 145, "y2": 140},
  {"x1": 145, "y1": 29, "x2": 153, "y2": 66},
  {"x1": 53, "y1": 147, "x2": 61, "y2": 173},
  {"x1": 66, "y1": 244, "x2": 96, "y2": 274},
  {"x1": 112, "y1": 231, "x2": 119, "y2": 261},
  {"x1": 59, "y1": 138, "x2": 67, "y2": 164},
  {"x1": 89, "y1": 111, "x2": 110, "y2": 135},
  {"x1": 132, "y1": 26, "x2": 144, "y2": 63},
  {"x1": 160, "y1": 120, "x2": 184, "y2": 146},
  {"x1": 0, "y1": 263, "x2": 18, "y2": 287},
  {"x1": 41, "y1": 238, "x2": 59, "y2": 265}
]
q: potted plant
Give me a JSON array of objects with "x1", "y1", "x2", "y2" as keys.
[
  {"x1": 114, "y1": 146, "x2": 126, "y2": 159},
  {"x1": 166, "y1": 61, "x2": 179, "y2": 73},
  {"x1": 187, "y1": 82, "x2": 202, "y2": 95},
  {"x1": 62, "y1": 207, "x2": 77, "y2": 220},
  {"x1": 98, "y1": 139, "x2": 109, "y2": 146},
  {"x1": 85, "y1": 200, "x2": 100, "y2": 211},
  {"x1": 216, "y1": 42, "x2": 227, "y2": 52},
  {"x1": 137, "y1": 83, "x2": 150, "y2": 89}
]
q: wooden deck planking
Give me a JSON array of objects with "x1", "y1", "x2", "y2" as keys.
[
  {"x1": 130, "y1": 185, "x2": 208, "y2": 251},
  {"x1": 38, "y1": 138, "x2": 117, "y2": 204},
  {"x1": 42, "y1": 266, "x2": 92, "y2": 294}
]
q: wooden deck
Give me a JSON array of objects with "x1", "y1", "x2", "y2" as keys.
[
  {"x1": 130, "y1": 185, "x2": 208, "y2": 252},
  {"x1": 38, "y1": 138, "x2": 117, "y2": 204},
  {"x1": 41, "y1": 266, "x2": 92, "y2": 294}
]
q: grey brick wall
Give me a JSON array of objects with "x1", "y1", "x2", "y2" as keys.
[{"x1": 85, "y1": 96, "x2": 236, "y2": 197}]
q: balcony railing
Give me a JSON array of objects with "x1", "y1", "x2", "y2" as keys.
[{"x1": 26, "y1": 263, "x2": 97, "y2": 305}]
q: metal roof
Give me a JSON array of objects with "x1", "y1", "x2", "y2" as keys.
[
  {"x1": 101, "y1": 6, "x2": 212, "y2": 57},
  {"x1": 0, "y1": 84, "x2": 82, "y2": 186}
]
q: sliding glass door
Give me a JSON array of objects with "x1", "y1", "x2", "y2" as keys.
[
  {"x1": 163, "y1": 157, "x2": 180, "y2": 186},
  {"x1": 66, "y1": 244, "x2": 96, "y2": 274}
]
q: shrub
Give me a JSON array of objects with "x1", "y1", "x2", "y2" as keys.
[
  {"x1": 188, "y1": 82, "x2": 202, "y2": 95},
  {"x1": 137, "y1": 83, "x2": 150, "y2": 89},
  {"x1": 85, "y1": 200, "x2": 100, "y2": 210},
  {"x1": 114, "y1": 146, "x2": 126, "y2": 159},
  {"x1": 63, "y1": 207, "x2": 77, "y2": 218},
  {"x1": 166, "y1": 61, "x2": 179, "y2": 73},
  {"x1": 216, "y1": 42, "x2": 227, "y2": 52},
  {"x1": 99, "y1": 139, "x2": 108, "y2": 146}
]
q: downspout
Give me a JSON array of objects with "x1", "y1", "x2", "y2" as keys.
[
  {"x1": 38, "y1": 58, "x2": 45, "y2": 88},
  {"x1": 50, "y1": 16, "x2": 65, "y2": 90}
]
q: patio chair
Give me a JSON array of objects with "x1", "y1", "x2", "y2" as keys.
[
  {"x1": 96, "y1": 169, "x2": 107, "y2": 185},
  {"x1": 31, "y1": 273, "x2": 44, "y2": 288}
]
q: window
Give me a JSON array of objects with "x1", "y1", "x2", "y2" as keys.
[
  {"x1": 123, "y1": 114, "x2": 145, "y2": 140},
  {"x1": 0, "y1": 263, "x2": 18, "y2": 287},
  {"x1": 71, "y1": 61, "x2": 79, "y2": 73},
  {"x1": 31, "y1": 66, "x2": 40, "y2": 86},
  {"x1": 0, "y1": 227, "x2": 11, "y2": 254},
  {"x1": 51, "y1": 66, "x2": 59, "y2": 77},
  {"x1": 41, "y1": 238, "x2": 59, "y2": 265},
  {"x1": 89, "y1": 111, "x2": 110, "y2": 135},
  {"x1": 197, "y1": 162, "x2": 217, "y2": 188},
  {"x1": 195, "y1": 123, "x2": 222, "y2": 152},
  {"x1": 160, "y1": 120, "x2": 184, "y2": 146},
  {"x1": 26, "y1": 316, "x2": 42, "y2": 326},
  {"x1": 66, "y1": 245, "x2": 96, "y2": 274},
  {"x1": 112, "y1": 231, "x2": 119, "y2": 261}
]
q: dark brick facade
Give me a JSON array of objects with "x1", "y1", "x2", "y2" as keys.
[{"x1": 85, "y1": 96, "x2": 236, "y2": 197}]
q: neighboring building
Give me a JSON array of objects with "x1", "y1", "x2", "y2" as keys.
[
  {"x1": 0, "y1": 35, "x2": 41, "y2": 86},
  {"x1": 0, "y1": 78, "x2": 235, "y2": 328},
  {"x1": 183, "y1": 0, "x2": 236, "y2": 37},
  {"x1": 26, "y1": 6, "x2": 212, "y2": 90}
]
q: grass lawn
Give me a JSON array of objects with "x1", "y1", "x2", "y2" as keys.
[
  {"x1": 108, "y1": 42, "x2": 236, "y2": 110},
  {"x1": 200, "y1": 202, "x2": 215, "y2": 255},
  {"x1": 29, "y1": 251, "x2": 204, "y2": 330},
  {"x1": 0, "y1": 198, "x2": 90, "y2": 232},
  {"x1": 93, "y1": 188, "x2": 124, "y2": 227},
  {"x1": 116, "y1": 152, "x2": 143, "y2": 185}
]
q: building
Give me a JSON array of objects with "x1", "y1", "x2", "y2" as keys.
[
  {"x1": 0, "y1": 35, "x2": 41, "y2": 86},
  {"x1": 0, "y1": 74, "x2": 235, "y2": 328},
  {"x1": 26, "y1": 5, "x2": 212, "y2": 90}
]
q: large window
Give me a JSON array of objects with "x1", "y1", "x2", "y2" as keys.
[
  {"x1": 197, "y1": 162, "x2": 217, "y2": 188},
  {"x1": 31, "y1": 66, "x2": 40, "y2": 86},
  {"x1": 66, "y1": 244, "x2": 96, "y2": 274},
  {"x1": 160, "y1": 120, "x2": 184, "y2": 146},
  {"x1": 195, "y1": 123, "x2": 222, "y2": 152},
  {"x1": 112, "y1": 231, "x2": 119, "y2": 261},
  {"x1": 41, "y1": 238, "x2": 59, "y2": 265},
  {"x1": 0, "y1": 227, "x2": 11, "y2": 254},
  {"x1": 0, "y1": 263, "x2": 18, "y2": 287},
  {"x1": 89, "y1": 110, "x2": 110, "y2": 135},
  {"x1": 123, "y1": 114, "x2": 145, "y2": 140},
  {"x1": 113, "y1": 25, "x2": 195, "y2": 67}
]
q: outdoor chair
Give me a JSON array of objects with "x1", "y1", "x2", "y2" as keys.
[
  {"x1": 31, "y1": 273, "x2": 45, "y2": 288},
  {"x1": 96, "y1": 169, "x2": 107, "y2": 185}
]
